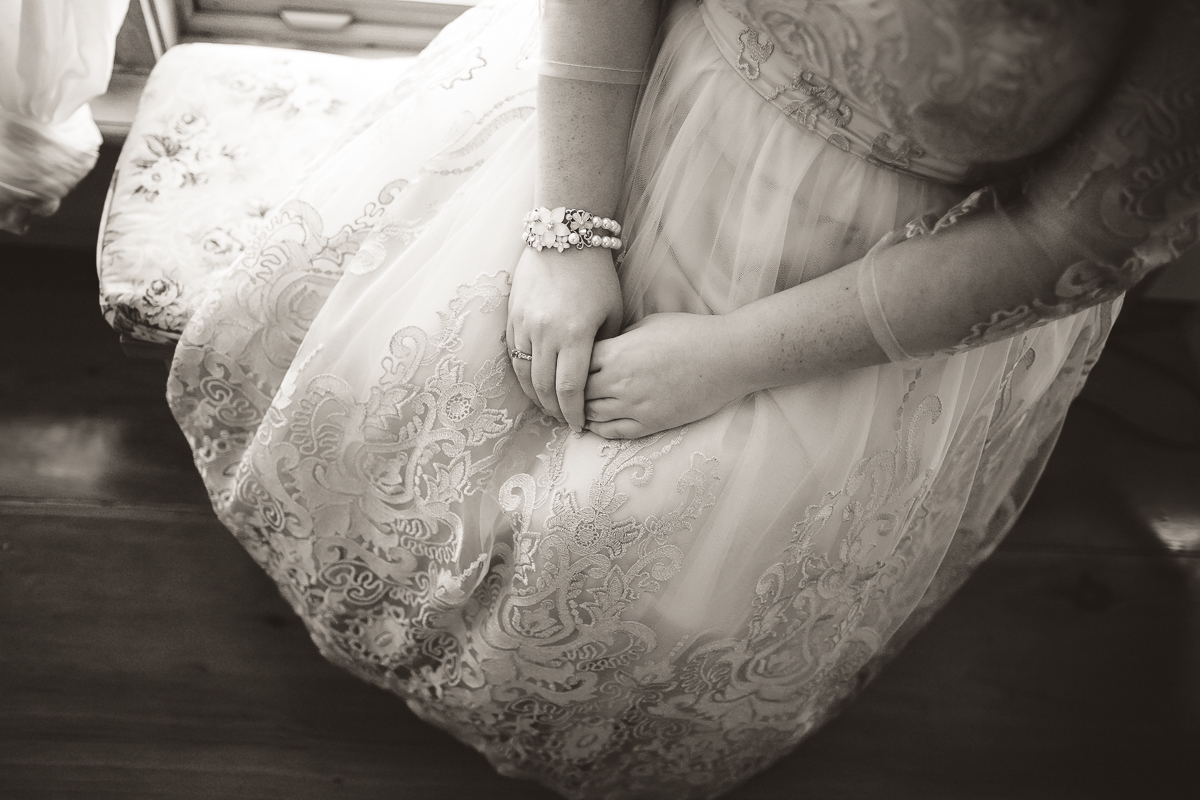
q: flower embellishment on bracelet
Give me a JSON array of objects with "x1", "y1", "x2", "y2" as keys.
[{"x1": 523, "y1": 206, "x2": 622, "y2": 252}]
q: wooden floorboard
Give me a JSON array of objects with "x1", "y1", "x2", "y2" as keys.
[{"x1": 1, "y1": 247, "x2": 1197, "y2": 799}]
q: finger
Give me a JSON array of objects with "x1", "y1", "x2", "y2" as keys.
[
  {"x1": 586, "y1": 336, "x2": 617, "y2": 381},
  {"x1": 584, "y1": 378, "x2": 614, "y2": 400},
  {"x1": 584, "y1": 398, "x2": 624, "y2": 423},
  {"x1": 556, "y1": 345, "x2": 591, "y2": 432},
  {"x1": 586, "y1": 418, "x2": 644, "y2": 440},
  {"x1": 507, "y1": 324, "x2": 539, "y2": 408},
  {"x1": 531, "y1": 342, "x2": 563, "y2": 422},
  {"x1": 584, "y1": 362, "x2": 615, "y2": 399},
  {"x1": 513, "y1": 353, "x2": 538, "y2": 409}
]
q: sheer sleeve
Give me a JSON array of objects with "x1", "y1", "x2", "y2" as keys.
[
  {"x1": 855, "y1": 186, "x2": 1084, "y2": 360},
  {"x1": 854, "y1": 0, "x2": 1200, "y2": 361},
  {"x1": 0, "y1": 0, "x2": 129, "y2": 233},
  {"x1": 538, "y1": 0, "x2": 660, "y2": 85}
]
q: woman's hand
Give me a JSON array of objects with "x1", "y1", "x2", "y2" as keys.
[
  {"x1": 507, "y1": 244, "x2": 623, "y2": 431},
  {"x1": 584, "y1": 312, "x2": 747, "y2": 439}
]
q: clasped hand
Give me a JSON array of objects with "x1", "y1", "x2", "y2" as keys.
[{"x1": 507, "y1": 247, "x2": 744, "y2": 438}]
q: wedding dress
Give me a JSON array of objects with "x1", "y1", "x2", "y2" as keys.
[{"x1": 168, "y1": 0, "x2": 1121, "y2": 796}]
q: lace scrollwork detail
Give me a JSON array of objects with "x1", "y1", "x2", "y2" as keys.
[
  {"x1": 771, "y1": 71, "x2": 853, "y2": 129},
  {"x1": 867, "y1": 131, "x2": 927, "y2": 173},
  {"x1": 735, "y1": 28, "x2": 774, "y2": 80}
]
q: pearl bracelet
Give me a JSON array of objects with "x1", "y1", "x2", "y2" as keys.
[{"x1": 522, "y1": 206, "x2": 623, "y2": 253}]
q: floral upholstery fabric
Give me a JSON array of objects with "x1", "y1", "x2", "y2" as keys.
[{"x1": 98, "y1": 43, "x2": 410, "y2": 345}]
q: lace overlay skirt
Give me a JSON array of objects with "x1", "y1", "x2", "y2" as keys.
[{"x1": 167, "y1": 1, "x2": 1116, "y2": 797}]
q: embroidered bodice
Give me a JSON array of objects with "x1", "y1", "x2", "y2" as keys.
[{"x1": 704, "y1": 0, "x2": 1128, "y2": 183}]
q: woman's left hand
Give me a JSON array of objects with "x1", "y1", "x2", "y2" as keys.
[{"x1": 584, "y1": 312, "x2": 747, "y2": 439}]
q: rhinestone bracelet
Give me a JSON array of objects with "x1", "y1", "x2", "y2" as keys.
[{"x1": 522, "y1": 206, "x2": 623, "y2": 253}]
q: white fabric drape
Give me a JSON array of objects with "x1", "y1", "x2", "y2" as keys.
[{"x1": 0, "y1": 0, "x2": 130, "y2": 233}]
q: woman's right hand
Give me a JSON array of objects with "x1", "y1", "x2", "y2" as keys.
[{"x1": 507, "y1": 244, "x2": 623, "y2": 432}]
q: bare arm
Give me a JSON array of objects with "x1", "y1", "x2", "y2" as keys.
[{"x1": 535, "y1": 1, "x2": 658, "y2": 215}]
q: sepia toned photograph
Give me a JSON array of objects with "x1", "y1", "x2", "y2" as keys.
[{"x1": 2, "y1": 1, "x2": 1197, "y2": 798}]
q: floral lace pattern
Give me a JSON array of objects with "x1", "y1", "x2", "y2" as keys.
[
  {"x1": 706, "y1": 0, "x2": 1126, "y2": 184},
  {"x1": 164, "y1": 1, "x2": 1117, "y2": 798}
]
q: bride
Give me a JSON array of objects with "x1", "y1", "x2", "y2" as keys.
[{"x1": 167, "y1": 0, "x2": 1197, "y2": 797}]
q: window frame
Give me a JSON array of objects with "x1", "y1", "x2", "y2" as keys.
[{"x1": 170, "y1": 0, "x2": 473, "y2": 54}]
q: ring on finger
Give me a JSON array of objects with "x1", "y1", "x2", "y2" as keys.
[{"x1": 501, "y1": 332, "x2": 533, "y2": 362}]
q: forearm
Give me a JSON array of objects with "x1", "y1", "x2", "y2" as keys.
[
  {"x1": 724, "y1": 0, "x2": 1200, "y2": 392},
  {"x1": 721, "y1": 207, "x2": 1095, "y2": 392},
  {"x1": 536, "y1": 0, "x2": 660, "y2": 217},
  {"x1": 509, "y1": 1, "x2": 661, "y2": 431},
  {"x1": 537, "y1": 81, "x2": 640, "y2": 216},
  {"x1": 720, "y1": 260, "x2": 880, "y2": 393}
]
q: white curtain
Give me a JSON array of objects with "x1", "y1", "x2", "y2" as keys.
[{"x1": 0, "y1": 0, "x2": 130, "y2": 233}]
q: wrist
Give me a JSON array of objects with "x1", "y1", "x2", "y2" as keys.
[
  {"x1": 720, "y1": 301, "x2": 806, "y2": 394},
  {"x1": 710, "y1": 311, "x2": 766, "y2": 397},
  {"x1": 523, "y1": 206, "x2": 624, "y2": 253},
  {"x1": 522, "y1": 240, "x2": 618, "y2": 271}
]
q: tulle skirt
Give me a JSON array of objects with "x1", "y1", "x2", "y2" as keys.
[{"x1": 168, "y1": 1, "x2": 1117, "y2": 797}]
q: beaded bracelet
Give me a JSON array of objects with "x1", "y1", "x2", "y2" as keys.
[{"x1": 522, "y1": 206, "x2": 623, "y2": 252}]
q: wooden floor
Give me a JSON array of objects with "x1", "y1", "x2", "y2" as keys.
[{"x1": 1, "y1": 239, "x2": 1198, "y2": 799}]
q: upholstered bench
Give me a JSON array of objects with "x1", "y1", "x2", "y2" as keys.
[{"x1": 98, "y1": 43, "x2": 411, "y2": 359}]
